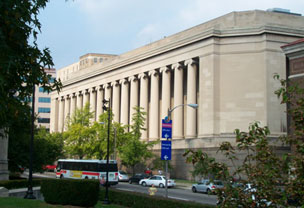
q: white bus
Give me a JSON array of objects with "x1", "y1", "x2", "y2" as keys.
[{"x1": 56, "y1": 159, "x2": 118, "y2": 185}]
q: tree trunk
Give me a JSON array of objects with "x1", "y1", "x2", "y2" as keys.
[{"x1": 0, "y1": 128, "x2": 9, "y2": 180}]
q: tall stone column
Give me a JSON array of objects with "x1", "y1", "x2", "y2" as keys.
[
  {"x1": 89, "y1": 89, "x2": 97, "y2": 122},
  {"x1": 149, "y1": 70, "x2": 159, "y2": 140},
  {"x1": 112, "y1": 81, "x2": 120, "y2": 123},
  {"x1": 120, "y1": 78, "x2": 129, "y2": 126},
  {"x1": 0, "y1": 129, "x2": 9, "y2": 180},
  {"x1": 161, "y1": 66, "x2": 171, "y2": 123},
  {"x1": 139, "y1": 73, "x2": 149, "y2": 140},
  {"x1": 76, "y1": 91, "x2": 83, "y2": 111},
  {"x1": 172, "y1": 63, "x2": 184, "y2": 139},
  {"x1": 96, "y1": 86, "x2": 104, "y2": 121},
  {"x1": 83, "y1": 90, "x2": 89, "y2": 108},
  {"x1": 104, "y1": 83, "x2": 111, "y2": 101},
  {"x1": 70, "y1": 94, "x2": 76, "y2": 119},
  {"x1": 129, "y1": 76, "x2": 139, "y2": 125},
  {"x1": 185, "y1": 59, "x2": 198, "y2": 138},
  {"x1": 50, "y1": 97, "x2": 58, "y2": 132},
  {"x1": 58, "y1": 97, "x2": 65, "y2": 132},
  {"x1": 64, "y1": 95, "x2": 70, "y2": 130}
]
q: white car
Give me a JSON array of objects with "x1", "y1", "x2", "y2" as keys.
[
  {"x1": 139, "y1": 175, "x2": 176, "y2": 188},
  {"x1": 118, "y1": 170, "x2": 129, "y2": 182}
]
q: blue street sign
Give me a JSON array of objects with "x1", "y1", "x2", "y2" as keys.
[
  {"x1": 161, "y1": 140, "x2": 171, "y2": 160},
  {"x1": 162, "y1": 119, "x2": 172, "y2": 139}
]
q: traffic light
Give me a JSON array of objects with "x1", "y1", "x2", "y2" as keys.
[{"x1": 102, "y1": 99, "x2": 109, "y2": 111}]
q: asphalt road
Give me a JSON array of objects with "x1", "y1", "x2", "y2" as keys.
[
  {"x1": 23, "y1": 172, "x2": 217, "y2": 206},
  {"x1": 114, "y1": 182, "x2": 217, "y2": 205}
]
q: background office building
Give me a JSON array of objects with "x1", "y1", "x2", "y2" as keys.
[
  {"x1": 51, "y1": 10, "x2": 304, "y2": 179},
  {"x1": 34, "y1": 68, "x2": 56, "y2": 131}
]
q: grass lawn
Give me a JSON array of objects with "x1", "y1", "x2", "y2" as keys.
[{"x1": 0, "y1": 197, "x2": 125, "y2": 208}]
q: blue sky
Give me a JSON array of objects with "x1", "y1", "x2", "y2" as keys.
[{"x1": 37, "y1": 0, "x2": 304, "y2": 70}]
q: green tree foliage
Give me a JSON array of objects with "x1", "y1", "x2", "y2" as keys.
[
  {"x1": 63, "y1": 103, "x2": 95, "y2": 159},
  {"x1": 34, "y1": 127, "x2": 64, "y2": 172},
  {"x1": 118, "y1": 107, "x2": 156, "y2": 175},
  {"x1": 184, "y1": 76, "x2": 304, "y2": 207},
  {"x1": 0, "y1": 0, "x2": 61, "y2": 129}
]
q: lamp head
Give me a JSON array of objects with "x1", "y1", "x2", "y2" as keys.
[{"x1": 187, "y1": 104, "x2": 198, "y2": 109}]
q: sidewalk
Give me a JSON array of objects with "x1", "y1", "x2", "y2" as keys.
[{"x1": 175, "y1": 181, "x2": 192, "y2": 190}]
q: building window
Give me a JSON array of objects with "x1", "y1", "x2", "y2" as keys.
[
  {"x1": 99, "y1": 58, "x2": 103, "y2": 63},
  {"x1": 49, "y1": 77, "x2": 55, "y2": 83},
  {"x1": 38, "y1": 107, "x2": 51, "y2": 113},
  {"x1": 38, "y1": 97, "x2": 51, "y2": 103},
  {"x1": 94, "y1": 58, "x2": 97, "y2": 63},
  {"x1": 38, "y1": 118, "x2": 50, "y2": 123},
  {"x1": 39, "y1": 87, "x2": 47, "y2": 93}
]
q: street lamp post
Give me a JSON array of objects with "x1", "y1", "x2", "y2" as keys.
[
  {"x1": 25, "y1": 85, "x2": 36, "y2": 199},
  {"x1": 102, "y1": 98, "x2": 111, "y2": 204},
  {"x1": 164, "y1": 103, "x2": 198, "y2": 198}
]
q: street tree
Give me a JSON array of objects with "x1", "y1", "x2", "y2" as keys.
[
  {"x1": 63, "y1": 103, "x2": 95, "y2": 159},
  {"x1": 0, "y1": 0, "x2": 61, "y2": 179},
  {"x1": 118, "y1": 107, "x2": 156, "y2": 175}
]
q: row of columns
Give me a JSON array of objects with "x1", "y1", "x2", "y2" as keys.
[{"x1": 52, "y1": 58, "x2": 198, "y2": 141}]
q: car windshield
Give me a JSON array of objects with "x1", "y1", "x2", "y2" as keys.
[{"x1": 119, "y1": 171, "x2": 127, "y2": 174}]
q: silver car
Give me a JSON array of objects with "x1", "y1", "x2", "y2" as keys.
[
  {"x1": 118, "y1": 170, "x2": 129, "y2": 182},
  {"x1": 192, "y1": 179, "x2": 224, "y2": 194},
  {"x1": 139, "y1": 175, "x2": 176, "y2": 188}
]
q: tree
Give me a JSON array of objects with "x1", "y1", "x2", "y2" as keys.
[
  {"x1": 0, "y1": 0, "x2": 61, "y2": 180},
  {"x1": 0, "y1": 0, "x2": 61, "y2": 129},
  {"x1": 63, "y1": 103, "x2": 95, "y2": 159},
  {"x1": 184, "y1": 76, "x2": 304, "y2": 207},
  {"x1": 118, "y1": 107, "x2": 156, "y2": 175}
]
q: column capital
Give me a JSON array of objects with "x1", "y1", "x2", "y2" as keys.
[
  {"x1": 97, "y1": 85, "x2": 104, "y2": 91},
  {"x1": 148, "y1": 69, "x2": 159, "y2": 77},
  {"x1": 103, "y1": 83, "x2": 111, "y2": 89},
  {"x1": 128, "y1": 75, "x2": 138, "y2": 82},
  {"x1": 160, "y1": 66, "x2": 170, "y2": 73},
  {"x1": 111, "y1": 80, "x2": 120, "y2": 87},
  {"x1": 138, "y1": 72, "x2": 148, "y2": 80},
  {"x1": 65, "y1": 94, "x2": 70, "y2": 99},
  {"x1": 172, "y1": 63, "x2": 183, "y2": 70},
  {"x1": 184, "y1": 59, "x2": 198, "y2": 67},
  {"x1": 119, "y1": 78, "x2": 129, "y2": 85}
]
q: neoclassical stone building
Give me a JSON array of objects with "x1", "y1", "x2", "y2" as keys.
[{"x1": 51, "y1": 10, "x2": 304, "y2": 179}]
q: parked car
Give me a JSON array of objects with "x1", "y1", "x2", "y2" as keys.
[
  {"x1": 128, "y1": 173, "x2": 149, "y2": 184},
  {"x1": 118, "y1": 170, "x2": 129, "y2": 182},
  {"x1": 42, "y1": 165, "x2": 56, "y2": 172},
  {"x1": 139, "y1": 175, "x2": 176, "y2": 188},
  {"x1": 192, "y1": 179, "x2": 224, "y2": 194}
]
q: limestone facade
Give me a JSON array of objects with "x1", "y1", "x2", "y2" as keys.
[{"x1": 51, "y1": 10, "x2": 304, "y2": 179}]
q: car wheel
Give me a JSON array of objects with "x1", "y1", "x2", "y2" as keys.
[
  {"x1": 85, "y1": 176, "x2": 88, "y2": 179},
  {"x1": 60, "y1": 174, "x2": 64, "y2": 179},
  {"x1": 207, "y1": 189, "x2": 212, "y2": 195},
  {"x1": 129, "y1": 180, "x2": 132, "y2": 184},
  {"x1": 192, "y1": 187, "x2": 197, "y2": 193},
  {"x1": 159, "y1": 183, "x2": 164, "y2": 188},
  {"x1": 142, "y1": 182, "x2": 147, "y2": 187}
]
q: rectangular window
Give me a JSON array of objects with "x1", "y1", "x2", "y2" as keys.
[
  {"x1": 39, "y1": 87, "x2": 47, "y2": 93},
  {"x1": 38, "y1": 107, "x2": 51, "y2": 113},
  {"x1": 38, "y1": 97, "x2": 51, "y2": 103},
  {"x1": 49, "y1": 77, "x2": 55, "y2": 83},
  {"x1": 37, "y1": 118, "x2": 50, "y2": 123},
  {"x1": 94, "y1": 58, "x2": 97, "y2": 63}
]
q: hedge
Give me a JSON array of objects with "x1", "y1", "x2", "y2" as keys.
[
  {"x1": 99, "y1": 188, "x2": 216, "y2": 208},
  {"x1": 0, "y1": 178, "x2": 44, "y2": 189},
  {"x1": 41, "y1": 179, "x2": 99, "y2": 207}
]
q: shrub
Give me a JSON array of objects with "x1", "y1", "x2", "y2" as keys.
[
  {"x1": 41, "y1": 179, "x2": 99, "y2": 207},
  {"x1": 0, "y1": 178, "x2": 43, "y2": 189},
  {"x1": 99, "y1": 188, "x2": 215, "y2": 208}
]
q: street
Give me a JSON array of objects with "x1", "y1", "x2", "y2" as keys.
[{"x1": 23, "y1": 171, "x2": 217, "y2": 206}]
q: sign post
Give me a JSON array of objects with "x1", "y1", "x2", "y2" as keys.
[{"x1": 161, "y1": 118, "x2": 172, "y2": 198}]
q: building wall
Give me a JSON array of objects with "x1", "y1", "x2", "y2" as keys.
[
  {"x1": 35, "y1": 68, "x2": 56, "y2": 131},
  {"x1": 51, "y1": 10, "x2": 304, "y2": 179}
]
